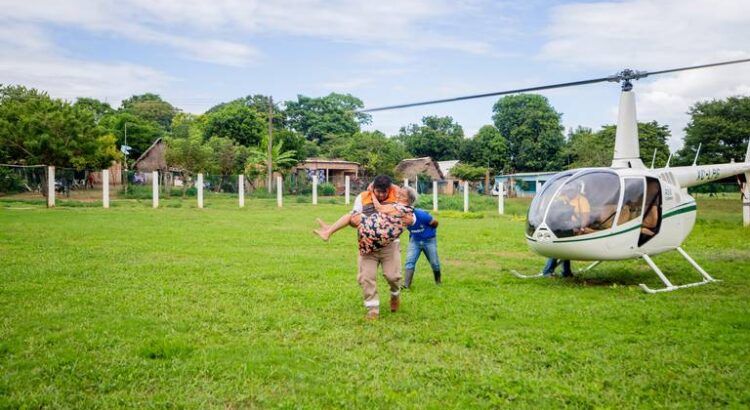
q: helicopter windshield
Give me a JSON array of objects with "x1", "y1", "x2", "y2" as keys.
[
  {"x1": 545, "y1": 171, "x2": 621, "y2": 239},
  {"x1": 526, "y1": 172, "x2": 573, "y2": 236}
]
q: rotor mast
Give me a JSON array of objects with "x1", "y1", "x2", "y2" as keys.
[{"x1": 609, "y1": 69, "x2": 648, "y2": 169}]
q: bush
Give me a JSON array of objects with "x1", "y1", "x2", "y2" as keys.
[{"x1": 319, "y1": 183, "x2": 336, "y2": 196}]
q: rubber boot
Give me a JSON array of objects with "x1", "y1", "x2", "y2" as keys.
[
  {"x1": 403, "y1": 269, "x2": 415, "y2": 289},
  {"x1": 433, "y1": 270, "x2": 442, "y2": 285}
]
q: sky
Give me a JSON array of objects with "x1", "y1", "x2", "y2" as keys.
[{"x1": 1, "y1": 0, "x2": 749, "y2": 152}]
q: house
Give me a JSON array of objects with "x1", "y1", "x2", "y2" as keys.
[
  {"x1": 493, "y1": 171, "x2": 559, "y2": 197},
  {"x1": 395, "y1": 157, "x2": 446, "y2": 193},
  {"x1": 292, "y1": 158, "x2": 361, "y2": 194},
  {"x1": 437, "y1": 160, "x2": 460, "y2": 195},
  {"x1": 132, "y1": 138, "x2": 181, "y2": 185}
]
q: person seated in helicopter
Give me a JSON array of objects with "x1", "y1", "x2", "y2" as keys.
[{"x1": 561, "y1": 183, "x2": 591, "y2": 235}]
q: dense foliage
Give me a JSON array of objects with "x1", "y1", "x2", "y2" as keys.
[{"x1": 2, "y1": 82, "x2": 748, "y2": 181}]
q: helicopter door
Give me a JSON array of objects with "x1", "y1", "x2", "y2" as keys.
[{"x1": 638, "y1": 177, "x2": 662, "y2": 247}]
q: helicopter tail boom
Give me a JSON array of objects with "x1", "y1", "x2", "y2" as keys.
[{"x1": 665, "y1": 161, "x2": 750, "y2": 189}]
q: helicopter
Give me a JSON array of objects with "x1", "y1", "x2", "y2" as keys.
[{"x1": 360, "y1": 58, "x2": 750, "y2": 293}]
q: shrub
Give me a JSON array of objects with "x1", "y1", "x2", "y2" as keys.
[{"x1": 319, "y1": 183, "x2": 336, "y2": 196}]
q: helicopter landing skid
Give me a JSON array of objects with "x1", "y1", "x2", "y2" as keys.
[
  {"x1": 639, "y1": 248, "x2": 720, "y2": 294},
  {"x1": 510, "y1": 261, "x2": 601, "y2": 279}
]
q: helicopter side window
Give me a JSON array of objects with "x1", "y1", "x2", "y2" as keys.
[
  {"x1": 546, "y1": 172, "x2": 621, "y2": 238},
  {"x1": 617, "y1": 178, "x2": 645, "y2": 225}
]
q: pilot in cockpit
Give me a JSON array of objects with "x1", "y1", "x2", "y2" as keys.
[{"x1": 562, "y1": 182, "x2": 591, "y2": 235}]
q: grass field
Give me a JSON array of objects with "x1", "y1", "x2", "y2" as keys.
[{"x1": 1, "y1": 195, "x2": 749, "y2": 408}]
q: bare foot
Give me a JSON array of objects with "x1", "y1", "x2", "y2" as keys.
[
  {"x1": 314, "y1": 228, "x2": 331, "y2": 241},
  {"x1": 316, "y1": 218, "x2": 330, "y2": 230}
]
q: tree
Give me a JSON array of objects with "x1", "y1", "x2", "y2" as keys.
[
  {"x1": 450, "y1": 163, "x2": 487, "y2": 181},
  {"x1": 399, "y1": 116, "x2": 464, "y2": 161},
  {"x1": 171, "y1": 112, "x2": 206, "y2": 140},
  {"x1": 99, "y1": 112, "x2": 164, "y2": 162},
  {"x1": 492, "y1": 94, "x2": 565, "y2": 172},
  {"x1": 595, "y1": 121, "x2": 671, "y2": 168},
  {"x1": 285, "y1": 93, "x2": 371, "y2": 144},
  {"x1": 322, "y1": 131, "x2": 407, "y2": 177},
  {"x1": 74, "y1": 98, "x2": 114, "y2": 124},
  {"x1": 203, "y1": 101, "x2": 266, "y2": 147},
  {"x1": 0, "y1": 85, "x2": 121, "y2": 169},
  {"x1": 561, "y1": 126, "x2": 611, "y2": 169},
  {"x1": 245, "y1": 135, "x2": 298, "y2": 183},
  {"x1": 164, "y1": 135, "x2": 213, "y2": 197},
  {"x1": 207, "y1": 136, "x2": 243, "y2": 190},
  {"x1": 121, "y1": 93, "x2": 178, "y2": 130},
  {"x1": 675, "y1": 96, "x2": 750, "y2": 165},
  {"x1": 459, "y1": 125, "x2": 509, "y2": 173}
]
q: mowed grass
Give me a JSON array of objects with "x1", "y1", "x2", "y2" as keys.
[{"x1": 1, "y1": 195, "x2": 749, "y2": 408}]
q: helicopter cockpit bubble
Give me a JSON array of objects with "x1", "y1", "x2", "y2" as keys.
[
  {"x1": 526, "y1": 172, "x2": 573, "y2": 236},
  {"x1": 541, "y1": 171, "x2": 621, "y2": 239}
]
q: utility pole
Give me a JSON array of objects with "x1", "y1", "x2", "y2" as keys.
[{"x1": 267, "y1": 96, "x2": 273, "y2": 193}]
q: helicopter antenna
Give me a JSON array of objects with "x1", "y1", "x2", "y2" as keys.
[
  {"x1": 358, "y1": 58, "x2": 750, "y2": 113},
  {"x1": 665, "y1": 152, "x2": 673, "y2": 168},
  {"x1": 692, "y1": 143, "x2": 702, "y2": 166},
  {"x1": 650, "y1": 148, "x2": 657, "y2": 169}
]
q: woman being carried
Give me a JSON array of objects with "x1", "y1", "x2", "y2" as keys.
[{"x1": 315, "y1": 186, "x2": 415, "y2": 255}]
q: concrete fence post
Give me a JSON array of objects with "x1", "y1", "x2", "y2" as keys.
[
  {"x1": 277, "y1": 175, "x2": 283, "y2": 208},
  {"x1": 152, "y1": 171, "x2": 159, "y2": 208},
  {"x1": 464, "y1": 181, "x2": 469, "y2": 212},
  {"x1": 345, "y1": 175, "x2": 350, "y2": 205},
  {"x1": 312, "y1": 175, "x2": 318, "y2": 205},
  {"x1": 102, "y1": 169, "x2": 110, "y2": 209},
  {"x1": 47, "y1": 166, "x2": 55, "y2": 208},
  {"x1": 433, "y1": 180, "x2": 438, "y2": 212},
  {"x1": 197, "y1": 173, "x2": 204, "y2": 209}
]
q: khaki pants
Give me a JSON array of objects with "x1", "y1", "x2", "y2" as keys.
[{"x1": 357, "y1": 240, "x2": 402, "y2": 310}]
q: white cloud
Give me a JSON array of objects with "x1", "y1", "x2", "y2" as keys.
[
  {"x1": 0, "y1": 23, "x2": 170, "y2": 106},
  {"x1": 539, "y1": 0, "x2": 750, "y2": 151}
]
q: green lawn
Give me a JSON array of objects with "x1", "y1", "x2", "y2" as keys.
[{"x1": 1, "y1": 196, "x2": 749, "y2": 408}]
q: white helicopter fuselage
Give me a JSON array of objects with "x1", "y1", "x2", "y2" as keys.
[{"x1": 525, "y1": 90, "x2": 750, "y2": 262}]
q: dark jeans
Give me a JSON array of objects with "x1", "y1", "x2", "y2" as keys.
[
  {"x1": 405, "y1": 237, "x2": 441, "y2": 272},
  {"x1": 543, "y1": 258, "x2": 572, "y2": 276}
]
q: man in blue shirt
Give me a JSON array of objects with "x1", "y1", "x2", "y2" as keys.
[{"x1": 403, "y1": 187, "x2": 442, "y2": 289}]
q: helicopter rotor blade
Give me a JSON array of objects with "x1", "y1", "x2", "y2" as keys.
[
  {"x1": 359, "y1": 58, "x2": 750, "y2": 113},
  {"x1": 359, "y1": 76, "x2": 612, "y2": 113}
]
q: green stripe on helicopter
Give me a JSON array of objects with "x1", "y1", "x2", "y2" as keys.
[
  {"x1": 662, "y1": 202, "x2": 697, "y2": 218},
  {"x1": 526, "y1": 202, "x2": 697, "y2": 244}
]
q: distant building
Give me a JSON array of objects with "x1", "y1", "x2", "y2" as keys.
[
  {"x1": 292, "y1": 158, "x2": 361, "y2": 194},
  {"x1": 493, "y1": 171, "x2": 559, "y2": 197},
  {"x1": 437, "y1": 160, "x2": 460, "y2": 195},
  {"x1": 396, "y1": 157, "x2": 446, "y2": 193}
]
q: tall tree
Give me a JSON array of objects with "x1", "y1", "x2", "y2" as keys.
[
  {"x1": 563, "y1": 122, "x2": 671, "y2": 169},
  {"x1": 203, "y1": 101, "x2": 266, "y2": 147},
  {"x1": 492, "y1": 94, "x2": 565, "y2": 172},
  {"x1": 285, "y1": 93, "x2": 371, "y2": 144},
  {"x1": 99, "y1": 112, "x2": 164, "y2": 161},
  {"x1": 121, "y1": 93, "x2": 178, "y2": 130},
  {"x1": 322, "y1": 131, "x2": 407, "y2": 177},
  {"x1": 399, "y1": 116, "x2": 464, "y2": 161},
  {"x1": 675, "y1": 96, "x2": 750, "y2": 165},
  {"x1": 596, "y1": 121, "x2": 671, "y2": 168},
  {"x1": 165, "y1": 135, "x2": 213, "y2": 197},
  {"x1": 459, "y1": 125, "x2": 509, "y2": 173},
  {"x1": 0, "y1": 85, "x2": 121, "y2": 169}
]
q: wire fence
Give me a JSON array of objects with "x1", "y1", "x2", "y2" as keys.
[{"x1": 0, "y1": 164, "x2": 628, "y2": 214}]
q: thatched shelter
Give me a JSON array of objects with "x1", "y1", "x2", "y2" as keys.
[
  {"x1": 134, "y1": 138, "x2": 167, "y2": 173},
  {"x1": 395, "y1": 157, "x2": 444, "y2": 180}
]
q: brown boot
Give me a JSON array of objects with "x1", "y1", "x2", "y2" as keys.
[
  {"x1": 390, "y1": 295, "x2": 400, "y2": 312},
  {"x1": 365, "y1": 309, "x2": 379, "y2": 321}
]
